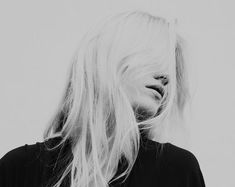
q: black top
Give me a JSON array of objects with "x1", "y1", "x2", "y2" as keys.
[{"x1": 0, "y1": 136, "x2": 206, "y2": 187}]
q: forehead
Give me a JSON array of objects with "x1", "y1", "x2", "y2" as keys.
[
  {"x1": 115, "y1": 20, "x2": 170, "y2": 55},
  {"x1": 127, "y1": 29, "x2": 170, "y2": 61},
  {"x1": 116, "y1": 24, "x2": 171, "y2": 74},
  {"x1": 124, "y1": 45, "x2": 171, "y2": 71}
]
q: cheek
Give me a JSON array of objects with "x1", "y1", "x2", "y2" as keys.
[
  {"x1": 121, "y1": 71, "x2": 162, "y2": 107},
  {"x1": 122, "y1": 76, "x2": 142, "y2": 102},
  {"x1": 123, "y1": 79, "x2": 156, "y2": 106}
]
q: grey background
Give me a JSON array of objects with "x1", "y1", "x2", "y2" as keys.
[{"x1": 0, "y1": 1, "x2": 234, "y2": 186}]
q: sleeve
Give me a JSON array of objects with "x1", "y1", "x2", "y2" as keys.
[
  {"x1": 0, "y1": 156, "x2": 7, "y2": 186},
  {"x1": 185, "y1": 153, "x2": 206, "y2": 187}
]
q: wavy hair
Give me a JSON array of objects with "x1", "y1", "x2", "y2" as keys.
[{"x1": 42, "y1": 10, "x2": 191, "y2": 187}]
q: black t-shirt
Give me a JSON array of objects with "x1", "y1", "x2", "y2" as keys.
[{"x1": 0, "y1": 136, "x2": 206, "y2": 187}]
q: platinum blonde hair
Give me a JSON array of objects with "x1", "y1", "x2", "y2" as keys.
[{"x1": 43, "y1": 10, "x2": 191, "y2": 187}]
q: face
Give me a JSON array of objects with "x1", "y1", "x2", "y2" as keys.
[
  {"x1": 123, "y1": 70, "x2": 169, "y2": 122},
  {"x1": 120, "y1": 27, "x2": 171, "y2": 122}
]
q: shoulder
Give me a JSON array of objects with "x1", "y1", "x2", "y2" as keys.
[
  {"x1": 160, "y1": 142, "x2": 206, "y2": 186},
  {"x1": 139, "y1": 139, "x2": 206, "y2": 186},
  {"x1": 0, "y1": 141, "x2": 42, "y2": 167},
  {"x1": 0, "y1": 141, "x2": 43, "y2": 185},
  {"x1": 165, "y1": 143, "x2": 201, "y2": 170},
  {"x1": 140, "y1": 139, "x2": 201, "y2": 171}
]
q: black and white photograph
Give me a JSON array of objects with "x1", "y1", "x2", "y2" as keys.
[{"x1": 0, "y1": 0, "x2": 234, "y2": 187}]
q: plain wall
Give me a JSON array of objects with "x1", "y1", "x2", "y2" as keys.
[{"x1": 0, "y1": 0, "x2": 234, "y2": 186}]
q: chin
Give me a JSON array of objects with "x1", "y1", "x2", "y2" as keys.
[{"x1": 132, "y1": 102, "x2": 162, "y2": 122}]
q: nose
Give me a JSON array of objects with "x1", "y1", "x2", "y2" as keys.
[{"x1": 154, "y1": 75, "x2": 169, "y2": 86}]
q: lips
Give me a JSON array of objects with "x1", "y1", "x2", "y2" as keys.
[{"x1": 145, "y1": 85, "x2": 164, "y2": 99}]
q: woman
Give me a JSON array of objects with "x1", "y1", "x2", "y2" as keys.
[{"x1": 0, "y1": 10, "x2": 206, "y2": 187}]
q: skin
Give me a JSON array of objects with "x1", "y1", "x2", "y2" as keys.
[{"x1": 124, "y1": 72, "x2": 169, "y2": 122}]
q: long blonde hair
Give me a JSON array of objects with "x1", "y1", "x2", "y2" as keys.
[{"x1": 42, "y1": 10, "x2": 190, "y2": 187}]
